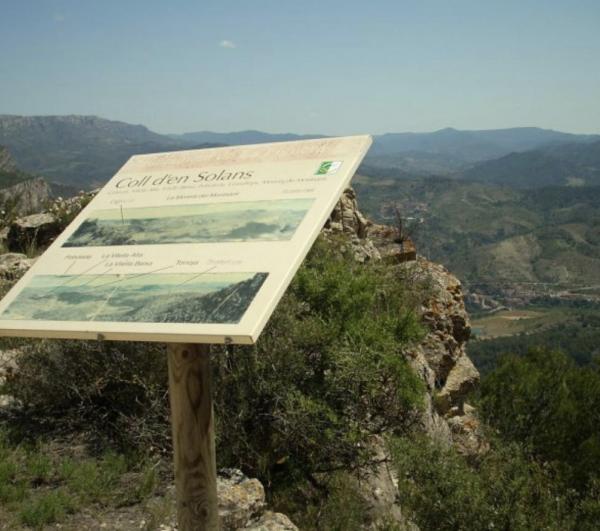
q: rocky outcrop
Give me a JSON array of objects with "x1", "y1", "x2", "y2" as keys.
[
  {"x1": 0, "y1": 252, "x2": 36, "y2": 281},
  {"x1": 6, "y1": 212, "x2": 62, "y2": 253},
  {"x1": 324, "y1": 188, "x2": 418, "y2": 264},
  {"x1": 0, "y1": 177, "x2": 52, "y2": 219},
  {"x1": 351, "y1": 436, "x2": 418, "y2": 530},
  {"x1": 156, "y1": 469, "x2": 298, "y2": 531},
  {"x1": 327, "y1": 189, "x2": 485, "y2": 455}
]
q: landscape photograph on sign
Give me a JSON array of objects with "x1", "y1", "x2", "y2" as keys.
[
  {"x1": 62, "y1": 198, "x2": 314, "y2": 247},
  {"x1": 0, "y1": 272, "x2": 268, "y2": 324}
]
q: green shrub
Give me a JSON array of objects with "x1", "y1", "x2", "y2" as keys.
[
  {"x1": 390, "y1": 436, "x2": 580, "y2": 531},
  {"x1": 3, "y1": 339, "x2": 170, "y2": 452},
  {"x1": 479, "y1": 347, "x2": 600, "y2": 490},
  {"x1": 272, "y1": 471, "x2": 371, "y2": 531},
  {"x1": 0, "y1": 426, "x2": 159, "y2": 527},
  {"x1": 19, "y1": 489, "x2": 75, "y2": 528},
  {"x1": 214, "y1": 238, "x2": 426, "y2": 483}
]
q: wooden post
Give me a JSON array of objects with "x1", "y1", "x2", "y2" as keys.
[{"x1": 167, "y1": 343, "x2": 219, "y2": 530}]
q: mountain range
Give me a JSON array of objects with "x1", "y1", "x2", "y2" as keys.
[{"x1": 1, "y1": 114, "x2": 598, "y2": 189}]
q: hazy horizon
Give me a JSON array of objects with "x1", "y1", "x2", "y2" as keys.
[{"x1": 1, "y1": 113, "x2": 598, "y2": 138}]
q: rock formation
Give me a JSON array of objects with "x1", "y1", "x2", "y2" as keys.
[
  {"x1": 326, "y1": 188, "x2": 484, "y2": 450},
  {"x1": 0, "y1": 177, "x2": 52, "y2": 219}
]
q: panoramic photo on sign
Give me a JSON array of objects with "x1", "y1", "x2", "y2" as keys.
[{"x1": 0, "y1": 136, "x2": 372, "y2": 343}]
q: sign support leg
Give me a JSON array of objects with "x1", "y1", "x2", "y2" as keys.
[{"x1": 167, "y1": 343, "x2": 219, "y2": 530}]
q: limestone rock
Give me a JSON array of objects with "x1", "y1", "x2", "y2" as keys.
[
  {"x1": 0, "y1": 146, "x2": 17, "y2": 173},
  {"x1": 406, "y1": 258, "x2": 472, "y2": 383},
  {"x1": 366, "y1": 224, "x2": 417, "y2": 264},
  {"x1": 446, "y1": 403, "x2": 490, "y2": 455},
  {"x1": 327, "y1": 188, "x2": 483, "y2": 455},
  {"x1": 0, "y1": 348, "x2": 22, "y2": 411},
  {"x1": 244, "y1": 511, "x2": 299, "y2": 530},
  {"x1": 436, "y1": 353, "x2": 480, "y2": 415},
  {"x1": 7, "y1": 212, "x2": 61, "y2": 253},
  {"x1": 325, "y1": 188, "x2": 417, "y2": 264},
  {"x1": 0, "y1": 177, "x2": 52, "y2": 218},
  {"x1": 0, "y1": 252, "x2": 35, "y2": 280},
  {"x1": 326, "y1": 187, "x2": 369, "y2": 238},
  {"x1": 356, "y1": 436, "x2": 405, "y2": 528},
  {"x1": 157, "y1": 469, "x2": 297, "y2": 530},
  {"x1": 218, "y1": 468, "x2": 267, "y2": 530}
]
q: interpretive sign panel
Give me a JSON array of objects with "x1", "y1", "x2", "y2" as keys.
[{"x1": 0, "y1": 136, "x2": 372, "y2": 343}]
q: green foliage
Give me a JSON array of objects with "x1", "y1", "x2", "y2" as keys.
[
  {"x1": 2, "y1": 339, "x2": 170, "y2": 452},
  {"x1": 19, "y1": 489, "x2": 75, "y2": 528},
  {"x1": 469, "y1": 306, "x2": 600, "y2": 373},
  {"x1": 2, "y1": 236, "x2": 428, "y2": 525},
  {"x1": 0, "y1": 428, "x2": 158, "y2": 528},
  {"x1": 272, "y1": 471, "x2": 371, "y2": 531},
  {"x1": 480, "y1": 348, "x2": 600, "y2": 491},
  {"x1": 354, "y1": 175, "x2": 600, "y2": 290},
  {"x1": 390, "y1": 435, "x2": 592, "y2": 531},
  {"x1": 214, "y1": 238, "x2": 426, "y2": 484}
]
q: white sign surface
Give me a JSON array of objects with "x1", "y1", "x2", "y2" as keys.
[{"x1": 0, "y1": 136, "x2": 372, "y2": 344}]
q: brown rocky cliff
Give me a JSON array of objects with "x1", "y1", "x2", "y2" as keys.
[{"x1": 326, "y1": 188, "x2": 485, "y2": 455}]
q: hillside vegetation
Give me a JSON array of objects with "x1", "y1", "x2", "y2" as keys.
[
  {"x1": 354, "y1": 175, "x2": 600, "y2": 298},
  {"x1": 0, "y1": 116, "x2": 201, "y2": 188},
  {"x1": 461, "y1": 140, "x2": 600, "y2": 188}
]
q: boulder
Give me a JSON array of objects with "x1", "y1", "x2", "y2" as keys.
[
  {"x1": 0, "y1": 252, "x2": 35, "y2": 280},
  {"x1": 244, "y1": 511, "x2": 299, "y2": 530},
  {"x1": 7, "y1": 212, "x2": 61, "y2": 253},
  {"x1": 326, "y1": 187, "x2": 369, "y2": 238},
  {"x1": 218, "y1": 468, "x2": 267, "y2": 530},
  {"x1": 156, "y1": 469, "x2": 297, "y2": 530},
  {"x1": 435, "y1": 353, "x2": 480, "y2": 415}
]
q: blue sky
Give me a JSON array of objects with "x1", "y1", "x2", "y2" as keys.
[{"x1": 1, "y1": 0, "x2": 599, "y2": 135}]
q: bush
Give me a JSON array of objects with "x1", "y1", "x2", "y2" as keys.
[
  {"x1": 479, "y1": 347, "x2": 600, "y2": 491},
  {"x1": 390, "y1": 435, "x2": 585, "y2": 531},
  {"x1": 214, "y1": 238, "x2": 426, "y2": 484},
  {"x1": 2, "y1": 339, "x2": 170, "y2": 453}
]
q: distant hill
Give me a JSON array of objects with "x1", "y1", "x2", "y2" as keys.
[
  {"x1": 461, "y1": 140, "x2": 600, "y2": 188},
  {"x1": 171, "y1": 129, "x2": 324, "y2": 146},
  {"x1": 0, "y1": 115, "x2": 188, "y2": 188},
  {"x1": 362, "y1": 151, "x2": 469, "y2": 176},
  {"x1": 1, "y1": 115, "x2": 598, "y2": 189},
  {"x1": 354, "y1": 173, "x2": 600, "y2": 299},
  {"x1": 177, "y1": 126, "x2": 598, "y2": 164},
  {"x1": 369, "y1": 127, "x2": 598, "y2": 162}
]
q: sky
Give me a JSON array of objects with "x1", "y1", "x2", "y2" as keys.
[{"x1": 1, "y1": 0, "x2": 600, "y2": 135}]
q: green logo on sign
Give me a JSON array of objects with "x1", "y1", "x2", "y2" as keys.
[{"x1": 316, "y1": 161, "x2": 342, "y2": 175}]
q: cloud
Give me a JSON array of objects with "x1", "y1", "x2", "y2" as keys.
[{"x1": 219, "y1": 40, "x2": 236, "y2": 49}]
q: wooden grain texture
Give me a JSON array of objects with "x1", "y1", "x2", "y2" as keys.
[{"x1": 168, "y1": 343, "x2": 219, "y2": 530}]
